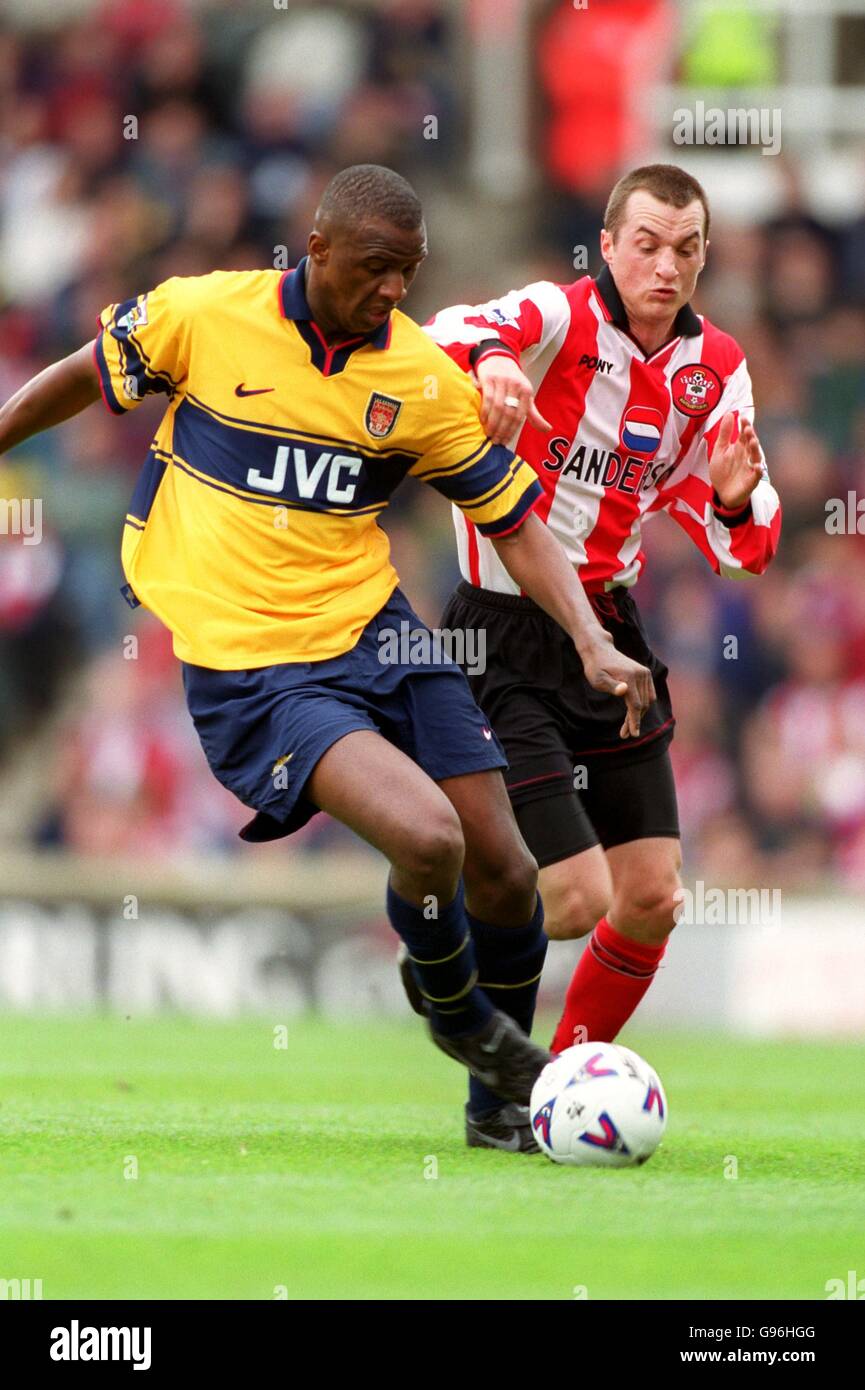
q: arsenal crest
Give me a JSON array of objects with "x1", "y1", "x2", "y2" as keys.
[
  {"x1": 365, "y1": 391, "x2": 402, "y2": 439},
  {"x1": 671, "y1": 363, "x2": 722, "y2": 417}
]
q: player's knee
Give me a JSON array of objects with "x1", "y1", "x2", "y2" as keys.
[
  {"x1": 512, "y1": 850, "x2": 540, "y2": 907},
  {"x1": 543, "y1": 882, "x2": 610, "y2": 941},
  {"x1": 407, "y1": 807, "x2": 465, "y2": 882},
  {"x1": 481, "y1": 850, "x2": 539, "y2": 922},
  {"x1": 617, "y1": 871, "x2": 682, "y2": 940}
]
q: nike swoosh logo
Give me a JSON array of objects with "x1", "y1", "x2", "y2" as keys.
[
  {"x1": 485, "y1": 1132, "x2": 522, "y2": 1151},
  {"x1": 235, "y1": 384, "x2": 275, "y2": 397}
]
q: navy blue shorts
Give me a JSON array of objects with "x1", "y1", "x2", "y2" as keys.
[{"x1": 181, "y1": 588, "x2": 507, "y2": 842}]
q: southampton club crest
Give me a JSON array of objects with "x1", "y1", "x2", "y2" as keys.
[
  {"x1": 671, "y1": 363, "x2": 722, "y2": 417},
  {"x1": 364, "y1": 391, "x2": 403, "y2": 439}
]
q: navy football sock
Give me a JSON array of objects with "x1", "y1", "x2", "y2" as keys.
[
  {"x1": 387, "y1": 880, "x2": 493, "y2": 1038},
  {"x1": 465, "y1": 895, "x2": 547, "y2": 1117}
]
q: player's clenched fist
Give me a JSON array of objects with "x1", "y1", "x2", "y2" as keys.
[{"x1": 475, "y1": 353, "x2": 551, "y2": 444}]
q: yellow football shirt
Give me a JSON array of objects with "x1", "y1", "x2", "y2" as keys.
[{"x1": 94, "y1": 259, "x2": 541, "y2": 668}]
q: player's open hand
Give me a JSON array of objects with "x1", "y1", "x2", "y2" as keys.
[
  {"x1": 579, "y1": 633, "x2": 656, "y2": 739},
  {"x1": 475, "y1": 353, "x2": 552, "y2": 444},
  {"x1": 709, "y1": 413, "x2": 765, "y2": 511}
]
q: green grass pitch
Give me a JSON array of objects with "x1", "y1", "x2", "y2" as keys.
[{"x1": 1, "y1": 1014, "x2": 863, "y2": 1300}]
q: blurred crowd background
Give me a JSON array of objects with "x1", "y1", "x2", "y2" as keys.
[{"x1": 1, "y1": 0, "x2": 865, "y2": 889}]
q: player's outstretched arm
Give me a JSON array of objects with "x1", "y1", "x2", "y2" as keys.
[
  {"x1": 0, "y1": 343, "x2": 101, "y2": 455},
  {"x1": 491, "y1": 512, "x2": 656, "y2": 738}
]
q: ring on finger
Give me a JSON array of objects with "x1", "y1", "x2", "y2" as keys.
[{"x1": 503, "y1": 395, "x2": 521, "y2": 408}]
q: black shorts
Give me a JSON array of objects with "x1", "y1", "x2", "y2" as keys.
[{"x1": 441, "y1": 581, "x2": 680, "y2": 868}]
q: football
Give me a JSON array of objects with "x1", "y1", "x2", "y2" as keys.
[{"x1": 530, "y1": 1042, "x2": 667, "y2": 1167}]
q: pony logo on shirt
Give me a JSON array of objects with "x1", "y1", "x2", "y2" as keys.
[
  {"x1": 671, "y1": 364, "x2": 722, "y2": 417},
  {"x1": 364, "y1": 392, "x2": 402, "y2": 439}
]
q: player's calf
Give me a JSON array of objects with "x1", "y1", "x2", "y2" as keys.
[
  {"x1": 306, "y1": 729, "x2": 492, "y2": 1039},
  {"x1": 438, "y1": 768, "x2": 548, "y2": 1118},
  {"x1": 388, "y1": 801, "x2": 512, "y2": 1042},
  {"x1": 549, "y1": 837, "x2": 682, "y2": 1053}
]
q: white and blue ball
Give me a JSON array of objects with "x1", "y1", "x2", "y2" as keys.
[{"x1": 530, "y1": 1042, "x2": 667, "y2": 1167}]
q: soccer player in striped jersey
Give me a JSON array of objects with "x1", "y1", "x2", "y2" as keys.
[
  {"x1": 0, "y1": 165, "x2": 655, "y2": 1150},
  {"x1": 424, "y1": 165, "x2": 782, "y2": 1056}
]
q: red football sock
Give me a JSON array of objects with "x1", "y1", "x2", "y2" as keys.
[{"x1": 551, "y1": 916, "x2": 667, "y2": 1053}]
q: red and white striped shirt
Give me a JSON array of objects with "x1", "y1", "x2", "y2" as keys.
[{"x1": 425, "y1": 267, "x2": 781, "y2": 594}]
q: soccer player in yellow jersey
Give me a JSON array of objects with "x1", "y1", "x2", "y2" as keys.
[{"x1": 0, "y1": 165, "x2": 655, "y2": 1150}]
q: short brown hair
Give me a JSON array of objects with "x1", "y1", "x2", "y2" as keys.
[{"x1": 604, "y1": 165, "x2": 710, "y2": 243}]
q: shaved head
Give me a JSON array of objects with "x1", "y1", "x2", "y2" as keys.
[
  {"x1": 305, "y1": 165, "x2": 428, "y2": 339},
  {"x1": 315, "y1": 164, "x2": 424, "y2": 237}
]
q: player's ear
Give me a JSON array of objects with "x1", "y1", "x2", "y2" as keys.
[
  {"x1": 307, "y1": 230, "x2": 329, "y2": 266},
  {"x1": 599, "y1": 228, "x2": 613, "y2": 265}
]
